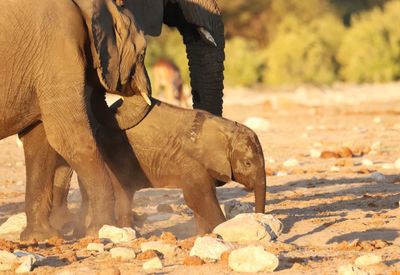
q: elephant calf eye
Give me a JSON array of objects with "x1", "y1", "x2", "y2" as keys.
[{"x1": 244, "y1": 160, "x2": 251, "y2": 167}]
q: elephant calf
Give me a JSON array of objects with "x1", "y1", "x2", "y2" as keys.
[{"x1": 45, "y1": 94, "x2": 267, "y2": 235}]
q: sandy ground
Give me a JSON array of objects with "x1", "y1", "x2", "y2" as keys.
[{"x1": 0, "y1": 83, "x2": 399, "y2": 274}]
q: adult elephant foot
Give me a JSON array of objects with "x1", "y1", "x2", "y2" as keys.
[
  {"x1": 20, "y1": 224, "x2": 61, "y2": 241},
  {"x1": 49, "y1": 208, "x2": 77, "y2": 235}
]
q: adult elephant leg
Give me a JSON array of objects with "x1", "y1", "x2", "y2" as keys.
[
  {"x1": 19, "y1": 123, "x2": 61, "y2": 241},
  {"x1": 38, "y1": 85, "x2": 116, "y2": 236}
]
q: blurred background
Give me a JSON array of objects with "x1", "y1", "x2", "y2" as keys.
[{"x1": 145, "y1": 0, "x2": 400, "y2": 89}]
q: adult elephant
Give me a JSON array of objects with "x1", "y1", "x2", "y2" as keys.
[
  {"x1": 0, "y1": 0, "x2": 151, "y2": 239},
  {"x1": 125, "y1": 0, "x2": 225, "y2": 117}
]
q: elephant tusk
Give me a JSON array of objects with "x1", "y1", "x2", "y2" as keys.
[
  {"x1": 140, "y1": 91, "x2": 152, "y2": 106},
  {"x1": 197, "y1": 27, "x2": 217, "y2": 47}
]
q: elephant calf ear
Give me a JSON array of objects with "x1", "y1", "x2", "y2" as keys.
[{"x1": 74, "y1": 0, "x2": 138, "y2": 92}]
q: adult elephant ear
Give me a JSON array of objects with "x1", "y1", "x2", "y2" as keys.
[{"x1": 73, "y1": 0, "x2": 138, "y2": 93}]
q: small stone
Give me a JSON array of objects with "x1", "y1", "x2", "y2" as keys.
[
  {"x1": 338, "y1": 264, "x2": 368, "y2": 275},
  {"x1": 382, "y1": 163, "x2": 394, "y2": 170},
  {"x1": 15, "y1": 255, "x2": 35, "y2": 273},
  {"x1": 373, "y1": 117, "x2": 381, "y2": 124},
  {"x1": 86, "y1": 243, "x2": 104, "y2": 253},
  {"x1": 98, "y1": 225, "x2": 136, "y2": 243},
  {"x1": 222, "y1": 200, "x2": 253, "y2": 219},
  {"x1": 189, "y1": 236, "x2": 234, "y2": 262},
  {"x1": 136, "y1": 250, "x2": 158, "y2": 260},
  {"x1": 244, "y1": 117, "x2": 270, "y2": 132},
  {"x1": 330, "y1": 166, "x2": 340, "y2": 172},
  {"x1": 110, "y1": 247, "x2": 136, "y2": 261},
  {"x1": 159, "y1": 232, "x2": 177, "y2": 243},
  {"x1": 321, "y1": 151, "x2": 340, "y2": 159},
  {"x1": 355, "y1": 254, "x2": 382, "y2": 267},
  {"x1": 228, "y1": 246, "x2": 279, "y2": 273},
  {"x1": 283, "y1": 158, "x2": 299, "y2": 168},
  {"x1": 0, "y1": 250, "x2": 17, "y2": 263},
  {"x1": 220, "y1": 251, "x2": 230, "y2": 265},
  {"x1": 183, "y1": 256, "x2": 205, "y2": 266},
  {"x1": 156, "y1": 204, "x2": 174, "y2": 213},
  {"x1": 371, "y1": 172, "x2": 386, "y2": 183},
  {"x1": 213, "y1": 213, "x2": 282, "y2": 242},
  {"x1": 310, "y1": 149, "x2": 321, "y2": 158},
  {"x1": 371, "y1": 141, "x2": 381, "y2": 151},
  {"x1": 0, "y1": 263, "x2": 12, "y2": 271},
  {"x1": 179, "y1": 237, "x2": 195, "y2": 250},
  {"x1": 276, "y1": 171, "x2": 288, "y2": 177},
  {"x1": 335, "y1": 159, "x2": 354, "y2": 167},
  {"x1": 394, "y1": 159, "x2": 400, "y2": 170},
  {"x1": 362, "y1": 159, "x2": 374, "y2": 167},
  {"x1": 142, "y1": 257, "x2": 163, "y2": 271},
  {"x1": 0, "y1": 213, "x2": 26, "y2": 237},
  {"x1": 338, "y1": 147, "x2": 353, "y2": 158},
  {"x1": 140, "y1": 241, "x2": 177, "y2": 257}
]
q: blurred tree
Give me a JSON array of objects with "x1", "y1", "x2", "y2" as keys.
[{"x1": 337, "y1": 0, "x2": 400, "y2": 82}]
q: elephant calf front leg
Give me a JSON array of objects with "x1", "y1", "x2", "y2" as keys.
[{"x1": 182, "y1": 175, "x2": 226, "y2": 235}]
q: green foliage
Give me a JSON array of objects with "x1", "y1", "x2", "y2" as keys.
[
  {"x1": 337, "y1": 0, "x2": 400, "y2": 82},
  {"x1": 224, "y1": 38, "x2": 265, "y2": 87},
  {"x1": 263, "y1": 15, "x2": 344, "y2": 85}
]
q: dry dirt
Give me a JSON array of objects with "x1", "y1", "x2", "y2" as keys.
[{"x1": 0, "y1": 83, "x2": 399, "y2": 274}]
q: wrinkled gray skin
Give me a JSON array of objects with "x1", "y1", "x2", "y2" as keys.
[
  {"x1": 21, "y1": 95, "x2": 266, "y2": 235},
  {"x1": 0, "y1": 0, "x2": 151, "y2": 240},
  {"x1": 126, "y1": 0, "x2": 225, "y2": 118}
]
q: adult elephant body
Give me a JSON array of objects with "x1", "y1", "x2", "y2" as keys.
[
  {"x1": 126, "y1": 0, "x2": 225, "y2": 116},
  {"x1": 0, "y1": 0, "x2": 150, "y2": 240}
]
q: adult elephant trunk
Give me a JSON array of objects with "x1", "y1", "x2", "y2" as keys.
[{"x1": 165, "y1": 0, "x2": 225, "y2": 116}]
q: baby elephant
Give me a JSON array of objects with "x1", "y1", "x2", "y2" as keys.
[
  {"x1": 22, "y1": 95, "x2": 267, "y2": 236},
  {"x1": 74, "y1": 95, "x2": 267, "y2": 234}
]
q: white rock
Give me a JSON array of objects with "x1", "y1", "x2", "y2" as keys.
[
  {"x1": 222, "y1": 200, "x2": 253, "y2": 219},
  {"x1": 15, "y1": 255, "x2": 35, "y2": 273},
  {"x1": 310, "y1": 149, "x2": 322, "y2": 158},
  {"x1": 140, "y1": 241, "x2": 177, "y2": 256},
  {"x1": 0, "y1": 213, "x2": 26, "y2": 236},
  {"x1": 0, "y1": 250, "x2": 17, "y2": 263},
  {"x1": 213, "y1": 213, "x2": 283, "y2": 242},
  {"x1": 283, "y1": 158, "x2": 299, "y2": 168},
  {"x1": 244, "y1": 117, "x2": 270, "y2": 132},
  {"x1": 371, "y1": 172, "x2": 386, "y2": 183},
  {"x1": 382, "y1": 163, "x2": 394, "y2": 170},
  {"x1": 355, "y1": 254, "x2": 382, "y2": 267},
  {"x1": 276, "y1": 171, "x2": 288, "y2": 177},
  {"x1": 142, "y1": 257, "x2": 163, "y2": 271},
  {"x1": 189, "y1": 236, "x2": 234, "y2": 261},
  {"x1": 0, "y1": 263, "x2": 12, "y2": 271},
  {"x1": 330, "y1": 166, "x2": 340, "y2": 172},
  {"x1": 86, "y1": 243, "x2": 104, "y2": 253},
  {"x1": 110, "y1": 247, "x2": 136, "y2": 261},
  {"x1": 228, "y1": 246, "x2": 279, "y2": 273},
  {"x1": 98, "y1": 225, "x2": 136, "y2": 243},
  {"x1": 338, "y1": 264, "x2": 368, "y2": 275},
  {"x1": 371, "y1": 141, "x2": 381, "y2": 151},
  {"x1": 394, "y1": 158, "x2": 400, "y2": 170},
  {"x1": 373, "y1": 117, "x2": 381, "y2": 124},
  {"x1": 361, "y1": 159, "x2": 374, "y2": 167}
]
